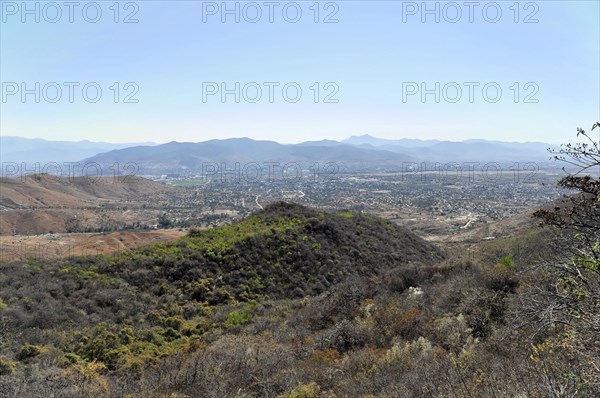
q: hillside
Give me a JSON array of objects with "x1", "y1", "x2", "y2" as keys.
[
  {"x1": 0, "y1": 175, "x2": 177, "y2": 235},
  {"x1": 0, "y1": 203, "x2": 594, "y2": 397},
  {"x1": 0, "y1": 175, "x2": 173, "y2": 209},
  {"x1": 0, "y1": 204, "x2": 443, "y2": 371},
  {"x1": 107, "y1": 202, "x2": 445, "y2": 302}
]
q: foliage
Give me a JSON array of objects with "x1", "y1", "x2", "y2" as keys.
[
  {"x1": 529, "y1": 122, "x2": 600, "y2": 391},
  {"x1": 0, "y1": 202, "x2": 597, "y2": 396},
  {"x1": 225, "y1": 304, "x2": 255, "y2": 328},
  {"x1": 277, "y1": 382, "x2": 322, "y2": 398},
  {"x1": 499, "y1": 254, "x2": 515, "y2": 270},
  {"x1": 0, "y1": 357, "x2": 17, "y2": 375}
]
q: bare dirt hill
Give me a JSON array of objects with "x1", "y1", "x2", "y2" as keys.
[
  {"x1": 0, "y1": 175, "x2": 177, "y2": 235},
  {"x1": 0, "y1": 175, "x2": 174, "y2": 209}
]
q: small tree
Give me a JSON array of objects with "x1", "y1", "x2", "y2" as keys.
[
  {"x1": 533, "y1": 122, "x2": 599, "y2": 274},
  {"x1": 158, "y1": 213, "x2": 173, "y2": 228},
  {"x1": 535, "y1": 122, "x2": 600, "y2": 253},
  {"x1": 529, "y1": 122, "x2": 600, "y2": 392}
]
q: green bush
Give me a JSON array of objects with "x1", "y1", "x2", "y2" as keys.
[
  {"x1": 63, "y1": 352, "x2": 83, "y2": 365},
  {"x1": 16, "y1": 344, "x2": 43, "y2": 361},
  {"x1": 500, "y1": 254, "x2": 515, "y2": 269},
  {"x1": 225, "y1": 309, "x2": 252, "y2": 327}
]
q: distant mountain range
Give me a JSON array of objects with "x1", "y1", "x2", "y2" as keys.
[
  {"x1": 342, "y1": 134, "x2": 443, "y2": 148},
  {"x1": 1, "y1": 135, "x2": 558, "y2": 175},
  {"x1": 343, "y1": 134, "x2": 556, "y2": 162},
  {"x1": 0, "y1": 136, "x2": 156, "y2": 164},
  {"x1": 80, "y1": 138, "x2": 413, "y2": 174}
]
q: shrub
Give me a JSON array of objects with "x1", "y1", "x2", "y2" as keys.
[
  {"x1": 16, "y1": 344, "x2": 44, "y2": 361},
  {"x1": 0, "y1": 356, "x2": 17, "y2": 375},
  {"x1": 499, "y1": 254, "x2": 515, "y2": 269},
  {"x1": 163, "y1": 316, "x2": 184, "y2": 331},
  {"x1": 490, "y1": 265, "x2": 519, "y2": 293},
  {"x1": 278, "y1": 382, "x2": 322, "y2": 398},
  {"x1": 63, "y1": 352, "x2": 84, "y2": 365},
  {"x1": 225, "y1": 309, "x2": 252, "y2": 327}
]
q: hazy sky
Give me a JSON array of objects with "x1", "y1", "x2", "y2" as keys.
[{"x1": 1, "y1": 0, "x2": 599, "y2": 144}]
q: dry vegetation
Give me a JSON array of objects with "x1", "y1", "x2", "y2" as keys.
[{"x1": 0, "y1": 202, "x2": 597, "y2": 397}]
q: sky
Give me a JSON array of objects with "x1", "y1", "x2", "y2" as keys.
[{"x1": 1, "y1": 0, "x2": 599, "y2": 144}]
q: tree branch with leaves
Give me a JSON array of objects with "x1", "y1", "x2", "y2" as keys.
[{"x1": 527, "y1": 122, "x2": 600, "y2": 391}]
